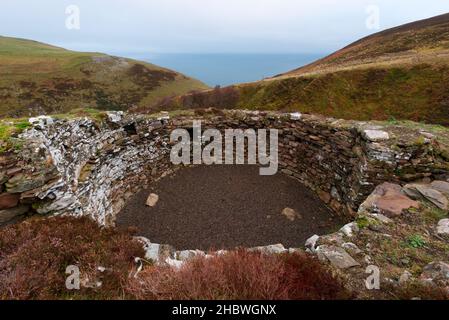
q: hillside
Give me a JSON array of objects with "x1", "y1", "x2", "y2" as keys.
[
  {"x1": 276, "y1": 13, "x2": 449, "y2": 78},
  {"x1": 154, "y1": 13, "x2": 449, "y2": 126},
  {"x1": 0, "y1": 36, "x2": 208, "y2": 117}
]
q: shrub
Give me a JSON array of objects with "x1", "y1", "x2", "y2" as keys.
[
  {"x1": 388, "y1": 281, "x2": 449, "y2": 300},
  {"x1": 127, "y1": 250, "x2": 353, "y2": 300},
  {"x1": 0, "y1": 216, "x2": 143, "y2": 300},
  {"x1": 407, "y1": 235, "x2": 426, "y2": 248}
]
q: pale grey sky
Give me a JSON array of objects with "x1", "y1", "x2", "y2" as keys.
[{"x1": 1, "y1": 0, "x2": 448, "y2": 54}]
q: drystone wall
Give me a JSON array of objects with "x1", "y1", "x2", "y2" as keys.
[{"x1": 1, "y1": 110, "x2": 448, "y2": 226}]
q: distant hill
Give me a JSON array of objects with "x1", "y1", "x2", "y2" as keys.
[
  {"x1": 276, "y1": 13, "x2": 449, "y2": 78},
  {"x1": 0, "y1": 36, "x2": 208, "y2": 117},
  {"x1": 155, "y1": 13, "x2": 449, "y2": 126}
]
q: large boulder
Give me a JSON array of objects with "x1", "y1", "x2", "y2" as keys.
[{"x1": 360, "y1": 183, "x2": 419, "y2": 218}]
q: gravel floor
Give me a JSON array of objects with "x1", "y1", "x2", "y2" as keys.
[{"x1": 116, "y1": 165, "x2": 346, "y2": 250}]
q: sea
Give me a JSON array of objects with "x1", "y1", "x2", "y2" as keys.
[{"x1": 115, "y1": 53, "x2": 325, "y2": 87}]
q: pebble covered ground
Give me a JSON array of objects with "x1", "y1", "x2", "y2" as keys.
[{"x1": 116, "y1": 165, "x2": 346, "y2": 250}]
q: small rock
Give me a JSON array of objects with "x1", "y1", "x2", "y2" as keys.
[
  {"x1": 420, "y1": 262, "x2": 449, "y2": 286},
  {"x1": 319, "y1": 232, "x2": 345, "y2": 246},
  {"x1": 342, "y1": 242, "x2": 362, "y2": 255},
  {"x1": 106, "y1": 111, "x2": 124, "y2": 123},
  {"x1": 399, "y1": 270, "x2": 413, "y2": 285},
  {"x1": 400, "y1": 258, "x2": 411, "y2": 267},
  {"x1": 250, "y1": 244, "x2": 287, "y2": 254},
  {"x1": 145, "y1": 193, "x2": 159, "y2": 207},
  {"x1": 165, "y1": 257, "x2": 184, "y2": 268},
  {"x1": 369, "y1": 213, "x2": 393, "y2": 224},
  {"x1": 135, "y1": 237, "x2": 175, "y2": 263},
  {"x1": 420, "y1": 132, "x2": 435, "y2": 139},
  {"x1": 436, "y1": 219, "x2": 449, "y2": 236},
  {"x1": 340, "y1": 222, "x2": 359, "y2": 237},
  {"x1": 363, "y1": 130, "x2": 390, "y2": 142},
  {"x1": 176, "y1": 250, "x2": 205, "y2": 261},
  {"x1": 29, "y1": 115, "x2": 54, "y2": 129},
  {"x1": 364, "y1": 255, "x2": 373, "y2": 265},
  {"x1": 317, "y1": 190, "x2": 331, "y2": 204},
  {"x1": 317, "y1": 245, "x2": 360, "y2": 269},
  {"x1": 281, "y1": 207, "x2": 301, "y2": 221},
  {"x1": 143, "y1": 242, "x2": 161, "y2": 262},
  {"x1": 368, "y1": 224, "x2": 384, "y2": 232},
  {"x1": 305, "y1": 235, "x2": 320, "y2": 253},
  {"x1": 157, "y1": 111, "x2": 170, "y2": 121},
  {"x1": 290, "y1": 112, "x2": 302, "y2": 120}
]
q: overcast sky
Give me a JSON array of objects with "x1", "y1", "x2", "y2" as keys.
[{"x1": 1, "y1": 0, "x2": 448, "y2": 55}]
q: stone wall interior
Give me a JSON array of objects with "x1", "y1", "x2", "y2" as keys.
[{"x1": 1, "y1": 110, "x2": 448, "y2": 229}]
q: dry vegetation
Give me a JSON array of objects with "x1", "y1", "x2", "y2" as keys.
[
  {"x1": 0, "y1": 216, "x2": 143, "y2": 300},
  {"x1": 1, "y1": 215, "x2": 447, "y2": 300},
  {"x1": 0, "y1": 216, "x2": 353, "y2": 300},
  {"x1": 128, "y1": 250, "x2": 353, "y2": 300}
]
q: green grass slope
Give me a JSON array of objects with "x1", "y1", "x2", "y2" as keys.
[
  {"x1": 155, "y1": 13, "x2": 449, "y2": 126},
  {"x1": 0, "y1": 36, "x2": 208, "y2": 117}
]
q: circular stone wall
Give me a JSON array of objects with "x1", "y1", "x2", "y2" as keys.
[
  {"x1": 116, "y1": 165, "x2": 345, "y2": 250},
  {"x1": 2, "y1": 110, "x2": 447, "y2": 229}
]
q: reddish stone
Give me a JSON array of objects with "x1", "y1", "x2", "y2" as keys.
[
  {"x1": 0, "y1": 193, "x2": 20, "y2": 210},
  {"x1": 317, "y1": 190, "x2": 331, "y2": 204},
  {"x1": 372, "y1": 183, "x2": 419, "y2": 218}
]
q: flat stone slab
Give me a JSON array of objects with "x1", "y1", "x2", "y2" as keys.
[
  {"x1": 317, "y1": 245, "x2": 360, "y2": 269},
  {"x1": 430, "y1": 181, "x2": 449, "y2": 197},
  {"x1": 363, "y1": 129, "x2": 390, "y2": 142},
  {"x1": 404, "y1": 184, "x2": 448, "y2": 210}
]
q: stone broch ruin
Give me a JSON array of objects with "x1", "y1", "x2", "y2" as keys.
[{"x1": 1, "y1": 110, "x2": 449, "y2": 275}]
